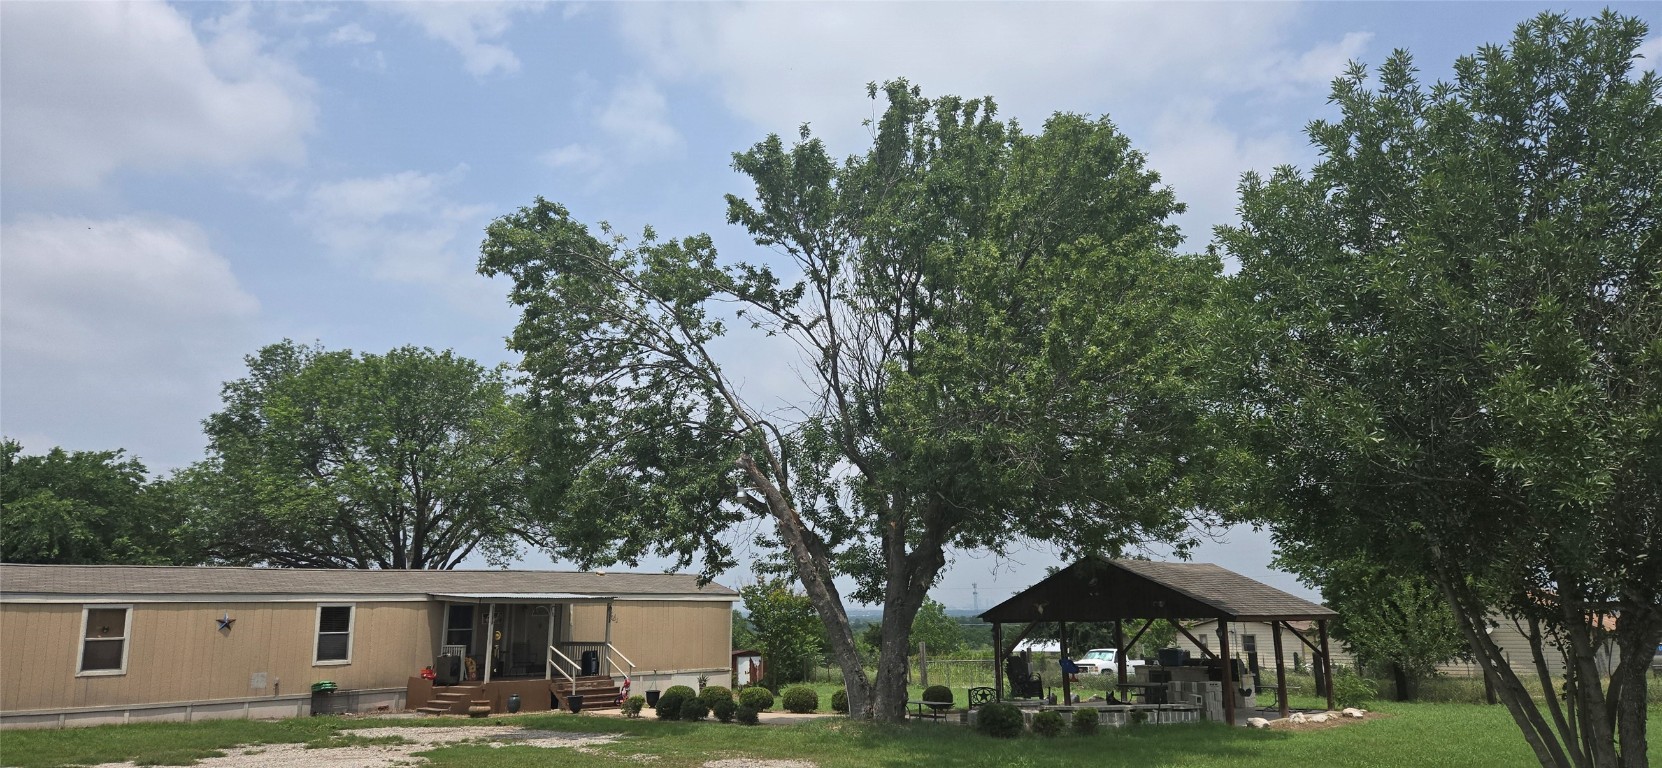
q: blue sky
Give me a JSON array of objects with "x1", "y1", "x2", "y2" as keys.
[{"x1": 4, "y1": 2, "x2": 1658, "y2": 609}]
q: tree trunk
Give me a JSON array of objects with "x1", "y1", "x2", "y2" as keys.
[
  {"x1": 1437, "y1": 569, "x2": 1573, "y2": 768},
  {"x1": 1392, "y1": 662, "x2": 1411, "y2": 702},
  {"x1": 736, "y1": 454, "x2": 873, "y2": 718},
  {"x1": 1610, "y1": 607, "x2": 1661, "y2": 768}
]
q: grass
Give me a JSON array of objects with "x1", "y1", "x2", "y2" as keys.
[{"x1": 6, "y1": 702, "x2": 1660, "y2": 768}]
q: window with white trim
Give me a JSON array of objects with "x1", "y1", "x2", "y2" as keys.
[
  {"x1": 314, "y1": 604, "x2": 354, "y2": 664},
  {"x1": 79, "y1": 605, "x2": 132, "y2": 675}
]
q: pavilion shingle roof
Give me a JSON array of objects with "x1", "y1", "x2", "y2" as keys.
[
  {"x1": 0, "y1": 564, "x2": 736, "y2": 600},
  {"x1": 979, "y1": 556, "x2": 1336, "y2": 624}
]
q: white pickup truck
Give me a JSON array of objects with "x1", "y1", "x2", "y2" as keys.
[{"x1": 1072, "y1": 648, "x2": 1145, "y2": 675}]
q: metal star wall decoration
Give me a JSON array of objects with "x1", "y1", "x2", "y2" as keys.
[{"x1": 217, "y1": 612, "x2": 236, "y2": 631}]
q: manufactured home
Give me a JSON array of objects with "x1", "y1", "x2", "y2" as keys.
[{"x1": 0, "y1": 564, "x2": 737, "y2": 729}]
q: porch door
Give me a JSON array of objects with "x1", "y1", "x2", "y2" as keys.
[{"x1": 505, "y1": 604, "x2": 554, "y2": 676}]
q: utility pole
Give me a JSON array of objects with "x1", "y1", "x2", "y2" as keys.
[{"x1": 972, "y1": 583, "x2": 979, "y2": 613}]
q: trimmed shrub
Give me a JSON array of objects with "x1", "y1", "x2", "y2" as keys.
[
  {"x1": 698, "y1": 685, "x2": 734, "y2": 710},
  {"x1": 679, "y1": 697, "x2": 709, "y2": 721},
  {"x1": 655, "y1": 690, "x2": 687, "y2": 720},
  {"x1": 781, "y1": 686, "x2": 819, "y2": 714},
  {"x1": 621, "y1": 695, "x2": 645, "y2": 718},
  {"x1": 1031, "y1": 710, "x2": 1065, "y2": 737},
  {"x1": 921, "y1": 685, "x2": 953, "y2": 710},
  {"x1": 739, "y1": 686, "x2": 775, "y2": 711},
  {"x1": 831, "y1": 689, "x2": 848, "y2": 714},
  {"x1": 1071, "y1": 708, "x2": 1099, "y2": 736},
  {"x1": 712, "y1": 698, "x2": 737, "y2": 723},
  {"x1": 663, "y1": 684, "x2": 697, "y2": 701},
  {"x1": 976, "y1": 703, "x2": 1024, "y2": 738},
  {"x1": 736, "y1": 704, "x2": 760, "y2": 725}
]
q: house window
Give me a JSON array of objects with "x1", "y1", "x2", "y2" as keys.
[
  {"x1": 1243, "y1": 634, "x2": 1258, "y2": 654},
  {"x1": 315, "y1": 604, "x2": 354, "y2": 664},
  {"x1": 78, "y1": 605, "x2": 132, "y2": 676}
]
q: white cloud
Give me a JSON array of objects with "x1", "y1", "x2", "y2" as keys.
[
  {"x1": 0, "y1": 215, "x2": 261, "y2": 469},
  {"x1": 328, "y1": 22, "x2": 377, "y2": 45},
  {"x1": 608, "y1": 3, "x2": 1365, "y2": 244},
  {"x1": 540, "y1": 143, "x2": 606, "y2": 174},
  {"x1": 540, "y1": 76, "x2": 680, "y2": 183},
  {"x1": 1637, "y1": 35, "x2": 1662, "y2": 76},
  {"x1": 301, "y1": 168, "x2": 498, "y2": 303},
  {"x1": 0, "y1": 2, "x2": 316, "y2": 190},
  {"x1": 1142, "y1": 99, "x2": 1307, "y2": 247},
  {"x1": 387, "y1": 2, "x2": 539, "y2": 77}
]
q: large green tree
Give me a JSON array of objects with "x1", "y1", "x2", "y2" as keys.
[
  {"x1": 1, "y1": 440, "x2": 202, "y2": 564},
  {"x1": 186, "y1": 341, "x2": 528, "y2": 569},
  {"x1": 479, "y1": 81, "x2": 1219, "y2": 720},
  {"x1": 1216, "y1": 13, "x2": 1660, "y2": 766}
]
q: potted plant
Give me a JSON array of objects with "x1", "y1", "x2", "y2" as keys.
[{"x1": 644, "y1": 673, "x2": 661, "y2": 707}]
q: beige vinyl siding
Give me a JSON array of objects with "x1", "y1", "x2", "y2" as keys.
[
  {"x1": 1, "y1": 601, "x2": 439, "y2": 713},
  {"x1": 566, "y1": 601, "x2": 731, "y2": 674},
  {"x1": 1169, "y1": 620, "x2": 1357, "y2": 673}
]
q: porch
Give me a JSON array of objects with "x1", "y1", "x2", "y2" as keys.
[{"x1": 413, "y1": 593, "x2": 638, "y2": 715}]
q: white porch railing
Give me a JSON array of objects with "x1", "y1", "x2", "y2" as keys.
[{"x1": 548, "y1": 645, "x2": 579, "y2": 696}]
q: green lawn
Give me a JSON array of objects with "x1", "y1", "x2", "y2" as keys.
[{"x1": 3, "y1": 702, "x2": 1658, "y2": 768}]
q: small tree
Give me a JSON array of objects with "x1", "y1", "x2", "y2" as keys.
[{"x1": 740, "y1": 579, "x2": 826, "y2": 685}]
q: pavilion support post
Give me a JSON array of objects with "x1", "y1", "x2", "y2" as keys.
[
  {"x1": 1115, "y1": 620, "x2": 1127, "y2": 685},
  {"x1": 992, "y1": 623, "x2": 1004, "y2": 701},
  {"x1": 1272, "y1": 621, "x2": 1289, "y2": 718},
  {"x1": 483, "y1": 603, "x2": 496, "y2": 686},
  {"x1": 1059, "y1": 622, "x2": 1071, "y2": 705},
  {"x1": 1318, "y1": 619, "x2": 1335, "y2": 711},
  {"x1": 1219, "y1": 619, "x2": 1235, "y2": 727}
]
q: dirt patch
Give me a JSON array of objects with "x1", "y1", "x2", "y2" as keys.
[{"x1": 84, "y1": 726, "x2": 622, "y2": 768}]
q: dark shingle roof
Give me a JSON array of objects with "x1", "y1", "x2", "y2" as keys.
[
  {"x1": 979, "y1": 556, "x2": 1335, "y2": 623},
  {"x1": 0, "y1": 564, "x2": 736, "y2": 600}
]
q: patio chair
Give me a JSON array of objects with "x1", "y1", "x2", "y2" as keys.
[{"x1": 1004, "y1": 655, "x2": 1043, "y2": 699}]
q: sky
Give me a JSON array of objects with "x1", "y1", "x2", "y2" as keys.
[{"x1": 4, "y1": 1, "x2": 1659, "y2": 610}]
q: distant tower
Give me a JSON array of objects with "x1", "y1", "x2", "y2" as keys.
[{"x1": 972, "y1": 583, "x2": 980, "y2": 613}]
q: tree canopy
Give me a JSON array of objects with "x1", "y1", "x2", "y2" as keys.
[
  {"x1": 1, "y1": 440, "x2": 202, "y2": 565},
  {"x1": 1215, "y1": 12, "x2": 1660, "y2": 767},
  {"x1": 480, "y1": 80, "x2": 1220, "y2": 721},
  {"x1": 185, "y1": 341, "x2": 528, "y2": 569}
]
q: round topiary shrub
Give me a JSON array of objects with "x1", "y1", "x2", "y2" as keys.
[
  {"x1": 976, "y1": 702, "x2": 1025, "y2": 738},
  {"x1": 663, "y1": 684, "x2": 697, "y2": 701},
  {"x1": 736, "y1": 703, "x2": 760, "y2": 725},
  {"x1": 1071, "y1": 708, "x2": 1099, "y2": 736},
  {"x1": 921, "y1": 685, "x2": 953, "y2": 710},
  {"x1": 831, "y1": 689, "x2": 849, "y2": 714},
  {"x1": 679, "y1": 697, "x2": 709, "y2": 721},
  {"x1": 655, "y1": 690, "x2": 687, "y2": 720},
  {"x1": 712, "y1": 698, "x2": 737, "y2": 723},
  {"x1": 739, "y1": 686, "x2": 775, "y2": 711},
  {"x1": 781, "y1": 686, "x2": 819, "y2": 714},
  {"x1": 698, "y1": 685, "x2": 734, "y2": 710},
  {"x1": 621, "y1": 695, "x2": 645, "y2": 718},
  {"x1": 1031, "y1": 710, "x2": 1065, "y2": 737}
]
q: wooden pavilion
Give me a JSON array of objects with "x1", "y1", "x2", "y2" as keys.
[{"x1": 979, "y1": 557, "x2": 1340, "y2": 725}]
